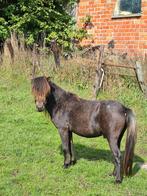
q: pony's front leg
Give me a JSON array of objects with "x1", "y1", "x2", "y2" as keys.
[
  {"x1": 69, "y1": 132, "x2": 76, "y2": 165},
  {"x1": 58, "y1": 128, "x2": 71, "y2": 168}
]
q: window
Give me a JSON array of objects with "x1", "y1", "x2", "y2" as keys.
[{"x1": 113, "y1": 0, "x2": 142, "y2": 18}]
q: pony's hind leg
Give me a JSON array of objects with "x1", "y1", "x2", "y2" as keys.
[
  {"x1": 58, "y1": 128, "x2": 71, "y2": 168},
  {"x1": 111, "y1": 127, "x2": 126, "y2": 177},
  {"x1": 69, "y1": 131, "x2": 76, "y2": 165},
  {"x1": 108, "y1": 137, "x2": 122, "y2": 183}
]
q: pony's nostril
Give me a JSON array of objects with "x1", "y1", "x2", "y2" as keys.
[{"x1": 37, "y1": 106, "x2": 44, "y2": 112}]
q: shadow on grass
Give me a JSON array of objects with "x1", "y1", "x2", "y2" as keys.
[{"x1": 59, "y1": 143, "x2": 144, "y2": 176}]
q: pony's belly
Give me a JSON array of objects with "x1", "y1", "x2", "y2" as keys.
[
  {"x1": 71, "y1": 128, "x2": 102, "y2": 138},
  {"x1": 69, "y1": 117, "x2": 102, "y2": 138}
]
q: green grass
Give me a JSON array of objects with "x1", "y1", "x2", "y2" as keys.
[{"x1": 0, "y1": 67, "x2": 147, "y2": 196}]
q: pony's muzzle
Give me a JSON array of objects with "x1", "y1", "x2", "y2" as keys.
[{"x1": 36, "y1": 102, "x2": 45, "y2": 112}]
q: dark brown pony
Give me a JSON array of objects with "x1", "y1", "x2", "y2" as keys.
[{"x1": 31, "y1": 76, "x2": 137, "y2": 183}]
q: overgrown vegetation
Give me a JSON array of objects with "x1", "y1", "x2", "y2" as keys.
[{"x1": 0, "y1": 52, "x2": 147, "y2": 195}]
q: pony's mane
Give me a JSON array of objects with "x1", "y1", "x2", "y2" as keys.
[
  {"x1": 66, "y1": 92, "x2": 80, "y2": 101},
  {"x1": 32, "y1": 76, "x2": 50, "y2": 97}
]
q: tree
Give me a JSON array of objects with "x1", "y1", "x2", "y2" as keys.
[{"x1": 0, "y1": 0, "x2": 86, "y2": 49}]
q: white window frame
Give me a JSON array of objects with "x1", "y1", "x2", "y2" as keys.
[{"x1": 112, "y1": 0, "x2": 142, "y2": 18}]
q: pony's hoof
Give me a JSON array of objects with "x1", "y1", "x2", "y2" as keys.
[
  {"x1": 63, "y1": 163, "x2": 71, "y2": 169},
  {"x1": 115, "y1": 179, "x2": 122, "y2": 184}
]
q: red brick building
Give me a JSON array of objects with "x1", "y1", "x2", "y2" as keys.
[{"x1": 77, "y1": 0, "x2": 147, "y2": 56}]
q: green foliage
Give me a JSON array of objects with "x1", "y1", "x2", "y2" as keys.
[
  {"x1": 0, "y1": 0, "x2": 86, "y2": 49},
  {"x1": 83, "y1": 15, "x2": 92, "y2": 23},
  {"x1": 0, "y1": 17, "x2": 9, "y2": 40}
]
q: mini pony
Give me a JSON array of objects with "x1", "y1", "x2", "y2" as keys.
[{"x1": 31, "y1": 76, "x2": 137, "y2": 183}]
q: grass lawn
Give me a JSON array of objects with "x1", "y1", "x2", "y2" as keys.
[{"x1": 0, "y1": 67, "x2": 147, "y2": 196}]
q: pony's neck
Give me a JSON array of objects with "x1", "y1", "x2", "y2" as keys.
[
  {"x1": 45, "y1": 81, "x2": 66, "y2": 117},
  {"x1": 49, "y1": 81, "x2": 66, "y2": 102}
]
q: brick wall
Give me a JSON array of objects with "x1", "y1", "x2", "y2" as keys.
[{"x1": 77, "y1": 0, "x2": 147, "y2": 56}]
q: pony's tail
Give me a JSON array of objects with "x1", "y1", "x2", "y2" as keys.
[{"x1": 123, "y1": 109, "x2": 137, "y2": 176}]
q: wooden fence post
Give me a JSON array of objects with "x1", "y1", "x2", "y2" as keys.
[
  {"x1": 135, "y1": 61, "x2": 147, "y2": 98},
  {"x1": 93, "y1": 45, "x2": 105, "y2": 98}
]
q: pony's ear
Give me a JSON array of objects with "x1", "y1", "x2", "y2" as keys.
[{"x1": 46, "y1": 76, "x2": 51, "y2": 81}]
